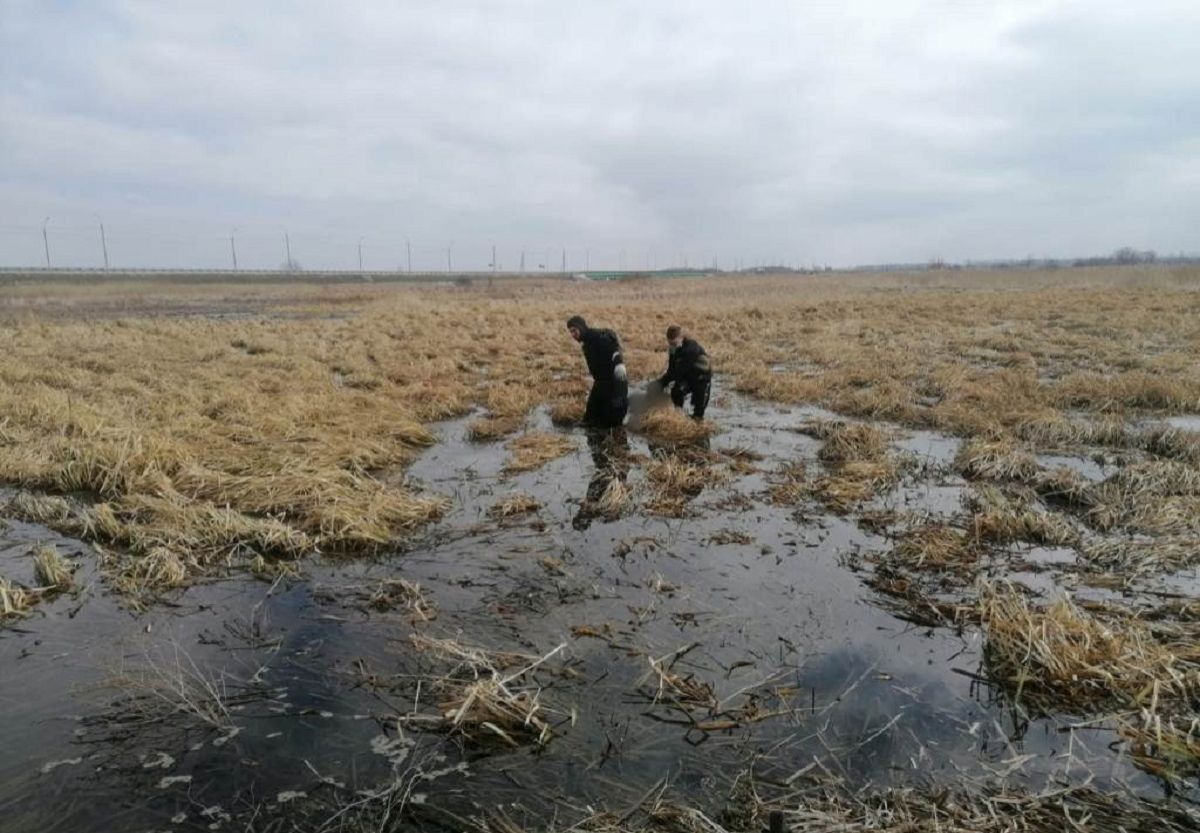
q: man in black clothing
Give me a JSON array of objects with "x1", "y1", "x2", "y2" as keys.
[
  {"x1": 567, "y1": 315, "x2": 629, "y2": 428},
  {"x1": 659, "y1": 325, "x2": 712, "y2": 420}
]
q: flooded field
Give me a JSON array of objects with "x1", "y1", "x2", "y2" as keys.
[
  {"x1": 4, "y1": 272, "x2": 1200, "y2": 831},
  {"x1": 4, "y1": 387, "x2": 1199, "y2": 831}
]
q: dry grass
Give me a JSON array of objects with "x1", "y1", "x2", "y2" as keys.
[
  {"x1": 889, "y1": 523, "x2": 979, "y2": 572},
  {"x1": 593, "y1": 475, "x2": 633, "y2": 519},
  {"x1": 487, "y1": 492, "x2": 541, "y2": 519},
  {"x1": 5, "y1": 269, "x2": 1200, "y2": 603},
  {"x1": 966, "y1": 485, "x2": 1080, "y2": 546},
  {"x1": 368, "y1": 578, "x2": 436, "y2": 621},
  {"x1": 643, "y1": 651, "x2": 717, "y2": 712},
  {"x1": 8, "y1": 491, "x2": 75, "y2": 526},
  {"x1": 812, "y1": 421, "x2": 887, "y2": 464},
  {"x1": 980, "y1": 583, "x2": 1200, "y2": 715},
  {"x1": 0, "y1": 576, "x2": 37, "y2": 619},
  {"x1": 644, "y1": 453, "x2": 720, "y2": 517},
  {"x1": 32, "y1": 544, "x2": 75, "y2": 592},
  {"x1": 405, "y1": 635, "x2": 570, "y2": 747},
  {"x1": 766, "y1": 461, "x2": 809, "y2": 506},
  {"x1": 759, "y1": 780, "x2": 1200, "y2": 833},
  {"x1": 1086, "y1": 460, "x2": 1200, "y2": 534},
  {"x1": 955, "y1": 437, "x2": 1041, "y2": 481},
  {"x1": 468, "y1": 414, "x2": 524, "y2": 441},
  {"x1": 1122, "y1": 714, "x2": 1200, "y2": 779},
  {"x1": 548, "y1": 398, "x2": 586, "y2": 427},
  {"x1": 1081, "y1": 536, "x2": 1200, "y2": 576},
  {"x1": 503, "y1": 432, "x2": 575, "y2": 473},
  {"x1": 800, "y1": 421, "x2": 898, "y2": 512},
  {"x1": 635, "y1": 408, "x2": 717, "y2": 445}
]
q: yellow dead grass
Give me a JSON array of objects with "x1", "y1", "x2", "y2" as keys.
[
  {"x1": 3, "y1": 267, "x2": 1200, "y2": 599},
  {"x1": 503, "y1": 432, "x2": 575, "y2": 473},
  {"x1": 980, "y1": 583, "x2": 1200, "y2": 715}
]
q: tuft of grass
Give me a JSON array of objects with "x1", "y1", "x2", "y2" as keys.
[
  {"x1": 467, "y1": 415, "x2": 524, "y2": 441},
  {"x1": 368, "y1": 578, "x2": 436, "y2": 621},
  {"x1": 636, "y1": 408, "x2": 717, "y2": 445},
  {"x1": 813, "y1": 421, "x2": 887, "y2": 464},
  {"x1": 955, "y1": 437, "x2": 1041, "y2": 481},
  {"x1": 966, "y1": 485, "x2": 1080, "y2": 546},
  {"x1": 1080, "y1": 536, "x2": 1200, "y2": 577},
  {"x1": 766, "y1": 461, "x2": 808, "y2": 506},
  {"x1": 8, "y1": 491, "x2": 75, "y2": 526},
  {"x1": 503, "y1": 432, "x2": 575, "y2": 474},
  {"x1": 406, "y1": 635, "x2": 569, "y2": 747},
  {"x1": 888, "y1": 523, "x2": 978, "y2": 572},
  {"x1": 548, "y1": 399, "x2": 585, "y2": 427},
  {"x1": 1121, "y1": 714, "x2": 1200, "y2": 780},
  {"x1": 1087, "y1": 460, "x2": 1200, "y2": 534},
  {"x1": 487, "y1": 493, "x2": 541, "y2": 519},
  {"x1": 32, "y1": 544, "x2": 75, "y2": 593},
  {"x1": 644, "y1": 453, "x2": 720, "y2": 517},
  {"x1": 0, "y1": 576, "x2": 38, "y2": 619},
  {"x1": 980, "y1": 582, "x2": 1200, "y2": 715},
  {"x1": 593, "y1": 475, "x2": 632, "y2": 519}
]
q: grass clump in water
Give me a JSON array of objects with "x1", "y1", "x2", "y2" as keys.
[
  {"x1": 980, "y1": 582, "x2": 1200, "y2": 715},
  {"x1": 504, "y1": 432, "x2": 575, "y2": 474}
]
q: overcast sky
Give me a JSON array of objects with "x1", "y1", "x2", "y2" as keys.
[{"x1": 1, "y1": 1, "x2": 1197, "y2": 270}]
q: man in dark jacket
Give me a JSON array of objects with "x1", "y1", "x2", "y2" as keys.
[
  {"x1": 660, "y1": 325, "x2": 712, "y2": 420},
  {"x1": 567, "y1": 315, "x2": 629, "y2": 428}
]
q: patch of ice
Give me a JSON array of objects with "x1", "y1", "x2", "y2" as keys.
[
  {"x1": 143, "y1": 751, "x2": 176, "y2": 770},
  {"x1": 40, "y1": 757, "x2": 82, "y2": 775},
  {"x1": 370, "y1": 732, "x2": 415, "y2": 767},
  {"x1": 212, "y1": 726, "x2": 242, "y2": 747}
]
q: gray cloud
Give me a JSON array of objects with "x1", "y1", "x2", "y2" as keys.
[{"x1": 1, "y1": 0, "x2": 1197, "y2": 269}]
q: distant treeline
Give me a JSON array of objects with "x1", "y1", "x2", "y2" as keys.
[{"x1": 857, "y1": 248, "x2": 1199, "y2": 273}]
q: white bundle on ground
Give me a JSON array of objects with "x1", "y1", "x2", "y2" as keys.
[{"x1": 627, "y1": 380, "x2": 671, "y2": 428}]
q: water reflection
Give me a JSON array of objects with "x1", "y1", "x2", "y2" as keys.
[{"x1": 573, "y1": 427, "x2": 631, "y2": 530}]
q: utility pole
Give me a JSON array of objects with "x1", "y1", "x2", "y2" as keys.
[
  {"x1": 41, "y1": 216, "x2": 51, "y2": 268},
  {"x1": 284, "y1": 231, "x2": 292, "y2": 270},
  {"x1": 230, "y1": 228, "x2": 238, "y2": 270},
  {"x1": 406, "y1": 237, "x2": 412, "y2": 273},
  {"x1": 358, "y1": 237, "x2": 364, "y2": 271},
  {"x1": 491, "y1": 243, "x2": 496, "y2": 273},
  {"x1": 520, "y1": 249, "x2": 525, "y2": 272},
  {"x1": 96, "y1": 215, "x2": 109, "y2": 270},
  {"x1": 447, "y1": 242, "x2": 452, "y2": 273},
  {"x1": 561, "y1": 247, "x2": 566, "y2": 274}
]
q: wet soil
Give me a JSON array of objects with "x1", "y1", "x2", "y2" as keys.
[{"x1": 0, "y1": 393, "x2": 1194, "y2": 831}]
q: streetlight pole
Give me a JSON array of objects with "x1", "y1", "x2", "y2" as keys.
[
  {"x1": 41, "y1": 216, "x2": 51, "y2": 268},
  {"x1": 94, "y1": 215, "x2": 109, "y2": 270},
  {"x1": 230, "y1": 228, "x2": 238, "y2": 270}
]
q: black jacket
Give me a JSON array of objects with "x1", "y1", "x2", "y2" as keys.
[
  {"x1": 580, "y1": 327, "x2": 624, "y2": 383},
  {"x1": 661, "y1": 337, "x2": 710, "y2": 386}
]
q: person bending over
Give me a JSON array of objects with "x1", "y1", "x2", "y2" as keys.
[
  {"x1": 567, "y1": 315, "x2": 629, "y2": 428},
  {"x1": 659, "y1": 325, "x2": 711, "y2": 420}
]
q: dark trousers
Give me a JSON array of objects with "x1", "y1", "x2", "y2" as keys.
[
  {"x1": 670, "y1": 374, "x2": 711, "y2": 419},
  {"x1": 585, "y1": 378, "x2": 629, "y2": 428}
]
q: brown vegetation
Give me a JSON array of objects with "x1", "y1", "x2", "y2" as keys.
[{"x1": 3, "y1": 268, "x2": 1200, "y2": 601}]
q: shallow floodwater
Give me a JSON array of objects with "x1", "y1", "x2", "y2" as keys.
[{"x1": 0, "y1": 394, "x2": 1183, "y2": 831}]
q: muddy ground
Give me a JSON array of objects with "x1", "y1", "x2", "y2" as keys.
[{"x1": 2, "y1": 389, "x2": 1198, "y2": 831}]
